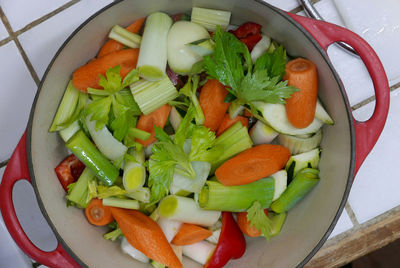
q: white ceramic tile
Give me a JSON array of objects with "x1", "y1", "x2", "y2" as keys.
[
  {"x1": 333, "y1": 0, "x2": 400, "y2": 84},
  {"x1": 0, "y1": 0, "x2": 70, "y2": 31},
  {"x1": 348, "y1": 89, "x2": 400, "y2": 223},
  {"x1": 328, "y1": 209, "x2": 353, "y2": 238},
  {"x1": 297, "y1": 0, "x2": 375, "y2": 107},
  {"x1": 0, "y1": 42, "x2": 37, "y2": 162},
  {"x1": 0, "y1": 168, "x2": 32, "y2": 268},
  {"x1": 0, "y1": 20, "x2": 9, "y2": 40},
  {"x1": 264, "y1": 0, "x2": 299, "y2": 11},
  {"x1": 18, "y1": 0, "x2": 113, "y2": 79}
]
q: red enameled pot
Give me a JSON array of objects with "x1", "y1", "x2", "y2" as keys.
[{"x1": 0, "y1": 0, "x2": 390, "y2": 267}]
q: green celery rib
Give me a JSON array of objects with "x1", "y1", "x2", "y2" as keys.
[
  {"x1": 66, "y1": 130, "x2": 119, "y2": 186},
  {"x1": 270, "y1": 212, "x2": 286, "y2": 236},
  {"x1": 102, "y1": 197, "x2": 139, "y2": 209},
  {"x1": 66, "y1": 167, "x2": 95, "y2": 208},
  {"x1": 104, "y1": 227, "x2": 123, "y2": 241},
  {"x1": 130, "y1": 76, "x2": 178, "y2": 115},
  {"x1": 108, "y1": 25, "x2": 142, "y2": 48},
  {"x1": 199, "y1": 178, "x2": 274, "y2": 212},
  {"x1": 128, "y1": 127, "x2": 151, "y2": 141},
  {"x1": 270, "y1": 168, "x2": 319, "y2": 213},
  {"x1": 50, "y1": 80, "x2": 80, "y2": 132},
  {"x1": 210, "y1": 122, "x2": 253, "y2": 172}
]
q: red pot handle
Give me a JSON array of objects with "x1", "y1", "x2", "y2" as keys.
[
  {"x1": 288, "y1": 13, "x2": 390, "y2": 175},
  {"x1": 0, "y1": 131, "x2": 80, "y2": 268}
]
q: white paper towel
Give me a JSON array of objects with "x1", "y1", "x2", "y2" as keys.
[{"x1": 333, "y1": 0, "x2": 400, "y2": 83}]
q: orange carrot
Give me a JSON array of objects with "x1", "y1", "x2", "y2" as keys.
[
  {"x1": 199, "y1": 79, "x2": 230, "y2": 132},
  {"x1": 215, "y1": 144, "x2": 290, "y2": 186},
  {"x1": 237, "y1": 210, "x2": 268, "y2": 237},
  {"x1": 110, "y1": 207, "x2": 182, "y2": 268},
  {"x1": 171, "y1": 223, "x2": 213, "y2": 246},
  {"x1": 85, "y1": 198, "x2": 114, "y2": 226},
  {"x1": 136, "y1": 104, "x2": 171, "y2": 146},
  {"x1": 284, "y1": 58, "x2": 318, "y2": 128},
  {"x1": 72, "y1": 48, "x2": 139, "y2": 92},
  {"x1": 216, "y1": 114, "x2": 249, "y2": 136},
  {"x1": 243, "y1": 109, "x2": 253, "y2": 117},
  {"x1": 97, "y1": 17, "x2": 145, "y2": 58}
]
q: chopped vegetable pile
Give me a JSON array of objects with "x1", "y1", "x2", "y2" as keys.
[{"x1": 50, "y1": 6, "x2": 334, "y2": 268}]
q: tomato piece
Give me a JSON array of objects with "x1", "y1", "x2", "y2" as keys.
[
  {"x1": 54, "y1": 154, "x2": 85, "y2": 192},
  {"x1": 231, "y1": 22, "x2": 262, "y2": 39},
  {"x1": 240, "y1": 33, "x2": 262, "y2": 51}
]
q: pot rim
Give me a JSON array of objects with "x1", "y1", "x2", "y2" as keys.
[{"x1": 26, "y1": 0, "x2": 356, "y2": 267}]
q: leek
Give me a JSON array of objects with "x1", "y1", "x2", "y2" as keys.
[
  {"x1": 169, "y1": 107, "x2": 182, "y2": 132},
  {"x1": 250, "y1": 121, "x2": 279, "y2": 145},
  {"x1": 59, "y1": 120, "x2": 80, "y2": 142},
  {"x1": 251, "y1": 34, "x2": 271, "y2": 63},
  {"x1": 137, "y1": 12, "x2": 172, "y2": 81},
  {"x1": 85, "y1": 115, "x2": 127, "y2": 161},
  {"x1": 66, "y1": 167, "x2": 95, "y2": 208},
  {"x1": 228, "y1": 100, "x2": 245, "y2": 119},
  {"x1": 182, "y1": 241, "x2": 216, "y2": 265},
  {"x1": 170, "y1": 161, "x2": 211, "y2": 194},
  {"x1": 130, "y1": 76, "x2": 178, "y2": 115},
  {"x1": 125, "y1": 187, "x2": 150, "y2": 203},
  {"x1": 271, "y1": 168, "x2": 319, "y2": 213},
  {"x1": 121, "y1": 237, "x2": 149, "y2": 263},
  {"x1": 159, "y1": 195, "x2": 221, "y2": 227},
  {"x1": 102, "y1": 197, "x2": 139, "y2": 209},
  {"x1": 270, "y1": 212, "x2": 286, "y2": 236},
  {"x1": 66, "y1": 131, "x2": 119, "y2": 186},
  {"x1": 157, "y1": 217, "x2": 182, "y2": 242},
  {"x1": 50, "y1": 81, "x2": 80, "y2": 132},
  {"x1": 108, "y1": 25, "x2": 141, "y2": 48},
  {"x1": 199, "y1": 178, "x2": 274, "y2": 212},
  {"x1": 191, "y1": 7, "x2": 231, "y2": 32},
  {"x1": 122, "y1": 161, "x2": 146, "y2": 191}
]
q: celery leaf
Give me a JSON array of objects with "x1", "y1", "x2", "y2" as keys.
[
  {"x1": 204, "y1": 27, "x2": 297, "y2": 107},
  {"x1": 247, "y1": 201, "x2": 273, "y2": 240},
  {"x1": 86, "y1": 96, "x2": 112, "y2": 129}
]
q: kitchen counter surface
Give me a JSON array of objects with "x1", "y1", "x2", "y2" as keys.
[{"x1": 1, "y1": 0, "x2": 399, "y2": 267}]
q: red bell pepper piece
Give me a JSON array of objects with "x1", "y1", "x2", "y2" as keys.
[
  {"x1": 55, "y1": 154, "x2": 85, "y2": 192},
  {"x1": 204, "y1": 212, "x2": 246, "y2": 268},
  {"x1": 231, "y1": 22, "x2": 262, "y2": 39},
  {"x1": 240, "y1": 33, "x2": 262, "y2": 51}
]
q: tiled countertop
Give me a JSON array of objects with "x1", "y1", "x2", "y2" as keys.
[{"x1": 0, "y1": 0, "x2": 399, "y2": 267}]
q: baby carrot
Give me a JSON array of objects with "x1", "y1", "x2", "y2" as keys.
[
  {"x1": 284, "y1": 58, "x2": 318, "y2": 128},
  {"x1": 136, "y1": 104, "x2": 171, "y2": 146},
  {"x1": 237, "y1": 210, "x2": 268, "y2": 237},
  {"x1": 199, "y1": 79, "x2": 230, "y2": 132},
  {"x1": 171, "y1": 223, "x2": 213, "y2": 246},
  {"x1": 216, "y1": 114, "x2": 249, "y2": 136},
  {"x1": 85, "y1": 198, "x2": 114, "y2": 226},
  {"x1": 110, "y1": 207, "x2": 182, "y2": 268},
  {"x1": 215, "y1": 144, "x2": 290, "y2": 186},
  {"x1": 72, "y1": 48, "x2": 139, "y2": 92},
  {"x1": 97, "y1": 17, "x2": 145, "y2": 58}
]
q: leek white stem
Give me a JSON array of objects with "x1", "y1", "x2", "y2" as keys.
[
  {"x1": 159, "y1": 195, "x2": 221, "y2": 227},
  {"x1": 157, "y1": 217, "x2": 182, "y2": 242},
  {"x1": 122, "y1": 161, "x2": 146, "y2": 191},
  {"x1": 182, "y1": 241, "x2": 216, "y2": 265},
  {"x1": 125, "y1": 187, "x2": 150, "y2": 203},
  {"x1": 251, "y1": 34, "x2": 271, "y2": 63},
  {"x1": 191, "y1": 7, "x2": 231, "y2": 32},
  {"x1": 108, "y1": 25, "x2": 141, "y2": 48},
  {"x1": 59, "y1": 120, "x2": 80, "y2": 142},
  {"x1": 137, "y1": 12, "x2": 172, "y2": 81},
  {"x1": 121, "y1": 237, "x2": 149, "y2": 263}
]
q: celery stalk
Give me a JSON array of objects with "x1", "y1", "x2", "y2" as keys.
[
  {"x1": 270, "y1": 168, "x2": 319, "y2": 213},
  {"x1": 104, "y1": 227, "x2": 123, "y2": 241},
  {"x1": 137, "y1": 12, "x2": 172, "y2": 81},
  {"x1": 125, "y1": 187, "x2": 150, "y2": 203},
  {"x1": 108, "y1": 25, "x2": 141, "y2": 48},
  {"x1": 191, "y1": 7, "x2": 231, "y2": 32},
  {"x1": 199, "y1": 178, "x2": 274, "y2": 212},
  {"x1": 128, "y1": 127, "x2": 151, "y2": 141},
  {"x1": 50, "y1": 81, "x2": 80, "y2": 132},
  {"x1": 130, "y1": 76, "x2": 178, "y2": 115},
  {"x1": 102, "y1": 197, "x2": 139, "y2": 209},
  {"x1": 66, "y1": 167, "x2": 95, "y2": 208},
  {"x1": 66, "y1": 131, "x2": 119, "y2": 186},
  {"x1": 159, "y1": 195, "x2": 221, "y2": 227},
  {"x1": 211, "y1": 122, "x2": 253, "y2": 172}
]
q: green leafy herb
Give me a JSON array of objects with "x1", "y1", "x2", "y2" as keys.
[
  {"x1": 204, "y1": 27, "x2": 297, "y2": 110},
  {"x1": 97, "y1": 185, "x2": 127, "y2": 199},
  {"x1": 247, "y1": 201, "x2": 273, "y2": 240}
]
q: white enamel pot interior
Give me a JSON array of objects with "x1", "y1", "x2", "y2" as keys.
[{"x1": 27, "y1": 0, "x2": 356, "y2": 267}]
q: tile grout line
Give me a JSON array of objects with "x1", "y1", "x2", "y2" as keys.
[
  {"x1": 0, "y1": 7, "x2": 40, "y2": 85},
  {"x1": 13, "y1": 0, "x2": 80, "y2": 37},
  {"x1": 345, "y1": 202, "x2": 360, "y2": 226}
]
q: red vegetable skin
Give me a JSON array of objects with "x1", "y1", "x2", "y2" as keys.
[
  {"x1": 54, "y1": 154, "x2": 85, "y2": 192},
  {"x1": 231, "y1": 22, "x2": 262, "y2": 39},
  {"x1": 204, "y1": 212, "x2": 246, "y2": 268},
  {"x1": 240, "y1": 33, "x2": 262, "y2": 51}
]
